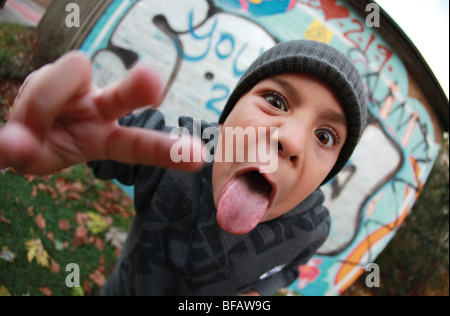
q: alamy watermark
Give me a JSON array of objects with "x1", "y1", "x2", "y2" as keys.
[
  {"x1": 65, "y1": 2, "x2": 380, "y2": 29},
  {"x1": 65, "y1": 263, "x2": 80, "y2": 288},
  {"x1": 66, "y1": 3, "x2": 380, "y2": 29},
  {"x1": 365, "y1": 263, "x2": 381, "y2": 288},
  {"x1": 64, "y1": 262, "x2": 380, "y2": 289},
  {"x1": 65, "y1": 3, "x2": 80, "y2": 28},
  {"x1": 366, "y1": 3, "x2": 381, "y2": 28},
  {"x1": 170, "y1": 119, "x2": 279, "y2": 174}
]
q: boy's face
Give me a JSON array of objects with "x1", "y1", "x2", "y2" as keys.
[{"x1": 212, "y1": 73, "x2": 348, "y2": 235}]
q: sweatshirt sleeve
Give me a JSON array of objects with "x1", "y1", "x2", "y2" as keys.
[{"x1": 87, "y1": 109, "x2": 167, "y2": 185}]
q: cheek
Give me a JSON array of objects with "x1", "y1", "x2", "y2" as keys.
[
  {"x1": 312, "y1": 145, "x2": 341, "y2": 181},
  {"x1": 225, "y1": 96, "x2": 265, "y2": 126},
  {"x1": 226, "y1": 113, "x2": 255, "y2": 130},
  {"x1": 284, "y1": 181, "x2": 313, "y2": 208},
  {"x1": 268, "y1": 157, "x2": 330, "y2": 220}
]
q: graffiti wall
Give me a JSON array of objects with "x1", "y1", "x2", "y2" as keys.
[{"x1": 80, "y1": 0, "x2": 441, "y2": 295}]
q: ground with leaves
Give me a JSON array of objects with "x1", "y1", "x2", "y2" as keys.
[{"x1": 0, "y1": 164, "x2": 134, "y2": 296}]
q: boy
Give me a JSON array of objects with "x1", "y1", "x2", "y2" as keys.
[{"x1": 0, "y1": 40, "x2": 367, "y2": 295}]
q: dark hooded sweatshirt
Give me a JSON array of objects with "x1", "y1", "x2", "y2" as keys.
[{"x1": 88, "y1": 109, "x2": 330, "y2": 296}]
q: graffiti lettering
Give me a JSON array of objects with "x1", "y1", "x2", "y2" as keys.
[
  {"x1": 216, "y1": 32, "x2": 235, "y2": 59},
  {"x1": 206, "y1": 84, "x2": 229, "y2": 116},
  {"x1": 174, "y1": 10, "x2": 265, "y2": 77},
  {"x1": 174, "y1": 11, "x2": 218, "y2": 61}
]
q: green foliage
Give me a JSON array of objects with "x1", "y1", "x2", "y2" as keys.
[
  {"x1": 0, "y1": 22, "x2": 55, "y2": 81},
  {"x1": 0, "y1": 23, "x2": 37, "y2": 80}
]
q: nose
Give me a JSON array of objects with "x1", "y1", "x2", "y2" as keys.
[{"x1": 277, "y1": 121, "x2": 307, "y2": 165}]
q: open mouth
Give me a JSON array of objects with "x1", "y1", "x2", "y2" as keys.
[
  {"x1": 217, "y1": 170, "x2": 274, "y2": 235},
  {"x1": 239, "y1": 171, "x2": 273, "y2": 201}
]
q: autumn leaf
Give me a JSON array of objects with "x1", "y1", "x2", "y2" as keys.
[
  {"x1": 86, "y1": 212, "x2": 110, "y2": 235},
  {"x1": 54, "y1": 239, "x2": 64, "y2": 251},
  {"x1": 54, "y1": 178, "x2": 68, "y2": 194},
  {"x1": 38, "y1": 287, "x2": 52, "y2": 296},
  {"x1": 24, "y1": 238, "x2": 50, "y2": 268},
  {"x1": 0, "y1": 213, "x2": 11, "y2": 227},
  {"x1": 91, "y1": 236, "x2": 105, "y2": 251},
  {"x1": 55, "y1": 178, "x2": 83, "y2": 200},
  {"x1": 31, "y1": 185, "x2": 38, "y2": 197},
  {"x1": 72, "y1": 226, "x2": 88, "y2": 247},
  {"x1": 106, "y1": 227, "x2": 128, "y2": 250},
  {"x1": 0, "y1": 246, "x2": 17, "y2": 262},
  {"x1": 89, "y1": 268, "x2": 106, "y2": 287},
  {"x1": 75, "y1": 212, "x2": 89, "y2": 226},
  {"x1": 50, "y1": 259, "x2": 60, "y2": 273},
  {"x1": 35, "y1": 214, "x2": 46, "y2": 229},
  {"x1": 24, "y1": 175, "x2": 37, "y2": 183},
  {"x1": 58, "y1": 218, "x2": 71, "y2": 232},
  {"x1": 37, "y1": 183, "x2": 57, "y2": 199},
  {"x1": 93, "y1": 202, "x2": 108, "y2": 215},
  {"x1": 54, "y1": 239, "x2": 69, "y2": 251},
  {"x1": 82, "y1": 280, "x2": 93, "y2": 296},
  {"x1": 26, "y1": 206, "x2": 34, "y2": 217},
  {"x1": 46, "y1": 232, "x2": 55, "y2": 243},
  {"x1": 0, "y1": 285, "x2": 12, "y2": 296}
]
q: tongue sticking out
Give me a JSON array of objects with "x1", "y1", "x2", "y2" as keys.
[{"x1": 217, "y1": 171, "x2": 272, "y2": 235}]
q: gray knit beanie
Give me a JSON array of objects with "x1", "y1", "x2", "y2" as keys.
[{"x1": 218, "y1": 40, "x2": 367, "y2": 184}]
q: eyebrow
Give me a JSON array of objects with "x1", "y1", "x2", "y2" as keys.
[
  {"x1": 266, "y1": 77, "x2": 301, "y2": 105},
  {"x1": 266, "y1": 77, "x2": 347, "y2": 128},
  {"x1": 318, "y1": 108, "x2": 348, "y2": 129}
]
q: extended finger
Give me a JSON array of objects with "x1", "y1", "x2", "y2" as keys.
[
  {"x1": 104, "y1": 126, "x2": 204, "y2": 172},
  {"x1": 95, "y1": 64, "x2": 163, "y2": 121},
  {"x1": 16, "y1": 51, "x2": 92, "y2": 139}
]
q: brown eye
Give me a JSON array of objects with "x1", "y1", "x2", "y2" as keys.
[
  {"x1": 315, "y1": 129, "x2": 338, "y2": 148},
  {"x1": 264, "y1": 92, "x2": 288, "y2": 112}
]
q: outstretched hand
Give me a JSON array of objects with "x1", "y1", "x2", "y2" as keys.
[{"x1": 0, "y1": 51, "x2": 204, "y2": 175}]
